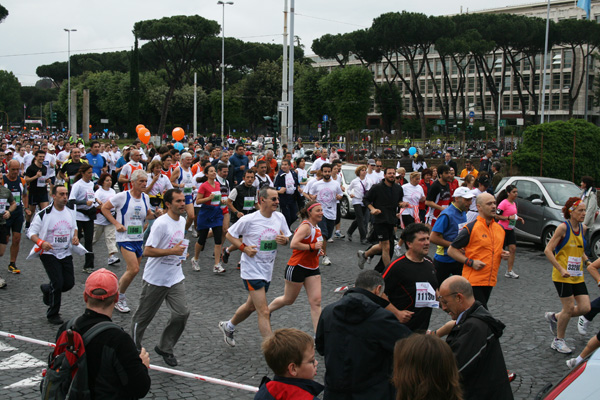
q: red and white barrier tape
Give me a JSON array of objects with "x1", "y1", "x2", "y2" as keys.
[{"x1": 0, "y1": 330, "x2": 258, "y2": 393}]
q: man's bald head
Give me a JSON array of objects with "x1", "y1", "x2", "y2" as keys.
[
  {"x1": 476, "y1": 192, "x2": 494, "y2": 206},
  {"x1": 440, "y1": 276, "x2": 473, "y2": 299}
]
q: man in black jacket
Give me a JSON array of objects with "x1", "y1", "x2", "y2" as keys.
[
  {"x1": 274, "y1": 159, "x2": 300, "y2": 229},
  {"x1": 316, "y1": 270, "x2": 411, "y2": 400},
  {"x1": 56, "y1": 268, "x2": 151, "y2": 399},
  {"x1": 437, "y1": 275, "x2": 513, "y2": 400},
  {"x1": 444, "y1": 152, "x2": 458, "y2": 173},
  {"x1": 363, "y1": 167, "x2": 408, "y2": 268}
]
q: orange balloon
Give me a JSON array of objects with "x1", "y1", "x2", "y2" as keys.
[
  {"x1": 172, "y1": 127, "x2": 184, "y2": 142},
  {"x1": 136, "y1": 124, "x2": 145, "y2": 134},
  {"x1": 138, "y1": 128, "x2": 151, "y2": 144}
]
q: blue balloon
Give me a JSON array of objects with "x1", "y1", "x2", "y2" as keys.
[
  {"x1": 409, "y1": 146, "x2": 417, "y2": 156},
  {"x1": 103, "y1": 128, "x2": 108, "y2": 133},
  {"x1": 174, "y1": 142, "x2": 184, "y2": 151}
]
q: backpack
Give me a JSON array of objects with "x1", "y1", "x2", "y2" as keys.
[{"x1": 40, "y1": 318, "x2": 120, "y2": 400}]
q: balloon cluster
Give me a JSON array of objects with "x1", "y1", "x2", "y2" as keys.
[{"x1": 135, "y1": 125, "x2": 186, "y2": 150}]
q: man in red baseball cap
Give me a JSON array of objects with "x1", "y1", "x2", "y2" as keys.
[{"x1": 54, "y1": 268, "x2": 151, "y2": 398}]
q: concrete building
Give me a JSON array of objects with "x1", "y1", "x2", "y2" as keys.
[{"x1": 310, "y1": 0, "x2": 600, "y2": 131}]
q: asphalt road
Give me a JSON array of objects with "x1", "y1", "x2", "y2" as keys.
[{"x1": 0, "y1": 218, "x2": 596, "y2": 399}]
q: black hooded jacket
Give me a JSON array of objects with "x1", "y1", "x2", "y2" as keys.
[
  {"x1": 446, "y1": 301, "x2": 514, "y2": 400},
  {"x1": 315, "y1": 287, "x2": 411, "y2": 400}
]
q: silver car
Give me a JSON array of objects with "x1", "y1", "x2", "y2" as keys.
[
  {"x1": 495, "y1": 176, "x2": 581, "y2": 247},
  {"x1": 535, "y1": 348, "x2": 600, "y2": 399},
  {"x1": 302, "y1": 161, "x2": 359, "y2": 218}
]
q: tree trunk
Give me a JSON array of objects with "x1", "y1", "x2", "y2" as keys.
[{"x1": 157, "y1": 84, "x2": 177, "y2": 136}]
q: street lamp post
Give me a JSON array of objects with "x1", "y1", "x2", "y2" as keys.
[
  {"x1": 64, "y1": 28, "x2": 77, "y2": 136},
  {"x1": 217, "y1": 1, "x2": 233, "y2": 147}
]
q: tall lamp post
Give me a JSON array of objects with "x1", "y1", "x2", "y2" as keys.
[
  {"x1": 64, "y1": 28, "x2": 77, "y2": 135},
  {"x1": 217, "y1": 1, "x2": 233, "y2": 147}
]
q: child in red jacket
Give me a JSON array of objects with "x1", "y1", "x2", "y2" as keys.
[{"x1": 255, "y1": 328, "x2": 324, "y2": 400}]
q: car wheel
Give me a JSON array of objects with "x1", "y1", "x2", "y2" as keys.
[
  {"x1": 541, "y1": 226, "x2": 556, "y2": 248},
  {"x1": 590, "y1": 234, "x2": 600, "y2": 261},
  {"x1": 340, "y1": 197, "x2": 351, "y2": 219}
]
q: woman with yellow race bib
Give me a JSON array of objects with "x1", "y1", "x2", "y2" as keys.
[{"x1": 544, "y1": 197, "x2": 591, "y2": 354}]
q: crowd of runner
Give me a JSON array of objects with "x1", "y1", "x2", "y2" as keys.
[{"x1": 2, "y1": 131, "x2": 600, "y2": 399}]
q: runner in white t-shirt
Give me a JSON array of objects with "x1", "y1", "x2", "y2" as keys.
[
  {"x1": 130, "y1": 188, "x2": 190, "y2": 367},
  {"x1": 218, "y1": 186, "x2": 292, "y2": 346},
  {"x1": 307, "y1": 163, "x2": 343, "y2": 266},
  {"x1": 28, "y1": 185, "x2": 79, "y2": 325},
  {"x1": 101, "y1": 170, "x2": 161, "y2": 314}
]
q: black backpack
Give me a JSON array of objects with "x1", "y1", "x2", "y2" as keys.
[{"x1": 40, "y1": 318, "x2": 120, "y2": 400}]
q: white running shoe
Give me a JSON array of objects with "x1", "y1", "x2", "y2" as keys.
[
  {"x1": 191, "y1": 257, "x2": 200, "y2": 271},
  {"x1": 107, "y1": 255, "x2": 120, "y2": 265},
  {"x1": 578, "y1": 316, "x2": 591, "y2": 335},
  {"x1": 218, "y1": 321, "x2": 236, "y2": 347},
  {"x1": 327, "y1": 237, "x2": 334, "y2": 243},
  {"x1": 551, "y1": 338, "x2": 572, "y2": 354},
  {"x1": 322, "y1": 256, "x2": 332, "y2": 266},
  {"x1": 505, "y1": 270, "x2": 519, "y2": 279},
  {"x1": 0, "y1": 276, "x2": 6, "y2": 289},
  {"x1": 357, "y1": 250, "x2": 366, "y2": 270},
  {"x1": 114, "y1": 295, "x2": 130, "y2": 313},
  {"x1": 213, "y1": 263, "x2": 226, "y2": 274},
  {"x1": 192, "y1": 230, "x2": 198, "y2": 238},
  {"x1": 566, "y1": 358, "x2": 579, "y2": 369},
  {"x1": 545, "y1": 312, "x2": 558, "y2": 336}
]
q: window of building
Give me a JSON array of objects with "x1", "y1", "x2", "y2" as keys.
[
  {"x1": 435, "y1": 60, "x2": 442, "y2": 76},
  {"x1": 503, "y1": 95, "x2": 511, "y2": 109},
  {"x1": 563, "y1": 72, "x2": 571, "y2": 89},
  {"x1": 427, "y1": 98, "x2": 433, "y2": 109},
  {"x1": 562, "y1": 96, "x2": 570, "y2": 109},
  {"x1": 504, "y1": 75, "x2": 511, "y2": 90},
  {"x1": 452, "y1": 78, "x2": 458, "y2": 90},
  {"x1": 553, "y1": 73, "x2": 561, "y2": 89},
  {"x1": 590, "y1": 96, "x2": 595, "y2": 111},
  {"x1": 468, "y1": 77, "x2": 475, "y2": 91},
  {"x1": 485, "y1": 96, "x2": 492, "y2": 110},
  {"x1": 552, "y1": 94, "x2": 560, "y2": 110},
  {"x1": 563, "y1": 50, "x2": 572, "y2": 68}
]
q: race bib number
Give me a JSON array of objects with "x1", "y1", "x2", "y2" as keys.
[
  {"x1": 37, "y1": 177, "x2": 46, "y2": 187},
  {"x1": 92, "y1": 173, "x2": 99, "y2": 182},
  {"x1": 567, "y1": 256, "x2": 583, "y2": 277},
  {"x1": 260, "y1": 239, "x2": 278, "y2": 251},
  {"x1": 127, "y1": 225, "x2": 143, "y2": 237},
  {"x1": 210, "y1": 192, "x2": 221, "y2": 206},
  {"x1": 415, "y1": 282, "x2": 439, "y2": 308},
  {"x1": 11, "y1": 192, "x2": 20, "y2": 205},
  {"x1": 508, "y1": 215, "x2": 517, "y2": 228},
  {"x1": 86, "y1": 191, "x2": 95, "y2": 202},
  {"x1": 243, "y1": 197, "x2": 255, "y2": 210},
  {"x1": 53, "y1": 229, "x2": 70, "y2": 249},
  {"x1": 0, "y1": 199, "x2": 7, "y2": 213},
  {"x1": 183, "y1": 184, "x2": 193, "y2": 195}
]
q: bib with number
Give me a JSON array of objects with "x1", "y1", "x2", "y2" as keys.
[
  {"x1": 260, "y1": 240, "x2": 278, "y2": 251},
  {"x1": 508, "y1": 214, "x2": 518, "y2": 228},
  {"x1": 0, "y1": 199, "x2": 7, "y2": 214},
  {"x1": 243, "y1": 196, "x2": 255, "y2": 210},
  {"x1": 126, "y1": 203, "x2": 144, "y2": 240},
  {"x1": 37, "y1": 176, "x2": 46, "y2": 187},
  {"x1": 567, "y1": 256, "x2": 583, "y2": 277},
  {"x1": 415, "y1": 282, "x2": 439, "y2": 308},
  {"x1": 11, "y1": 191, "x2": 20, "y2": 205},
  {"x1": 210, "y1": 192, "x2": 221, "y2": 207},
  {"x1": 52, "y1": 228, "x2": 71, "y2": 249}
]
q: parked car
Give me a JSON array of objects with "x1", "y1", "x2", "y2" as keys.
[
  {"x1": 495, "y1": 176, "x2": 581, "y2": 247},
  {"x1": 535, "y1": 349, "x2": 600, "y2": 399},
  {"x1": 585, "y1": 206, "x2": 600, "y2": 260}
]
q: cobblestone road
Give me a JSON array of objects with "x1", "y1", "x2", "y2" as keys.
[{"x1": 0, "y1": 218, "x2": 596, "y2": 399}]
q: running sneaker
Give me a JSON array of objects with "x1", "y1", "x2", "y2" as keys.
[
  {"x1": 82, "y1": 267, "x2": 94, "y2": 274},
  {"x1": 551, "y1": 338, "x2": 572, "y2": 354},
  {"x1": 545, "y1": 312, "x2": 558, "y2": 336},
  {"x1": 8, "y1": 263, "x2": 20, "y2": 274},
  {"x1": 322, "y1": 256, "x2": 332, "y2": 266},
  {"x1": 191, "y1": 230, "x2": 198, "y2": 238},
  {"x1": 218, "y1": 321, "x2": 236, "y2": 347},
  {"x1": 334, "y1": 231, "x2": 345, "y2": 239},
  {"x1": 41, "y1": 284, "x2": 49, "y2": 306},
  {"x1": 222, "y1": 248, "x2": 230, "y2": 264},
  {"x1": 566, "y1": 358, "x2": 579, "y2": 369},
  {"x1": 578, "y1": 316, "x2": 591, "y2": 335},
  {"x1": 327, "y1": 237, "x2": 334, "y2": 243},
  {"x1": 214, "y1": 263, "x2": 226, "y2": 274},
  {"x1": 107, "y1": 256, "x2": 120, "y2": 265},
  {"x1": 394, "y1": 245, "x2": 402, "y2": 259},
  {"x1": 191, "y1": 257, "x2": 200, "y2": 271},
  {"x1": 0, "y1": 276, "x2": 5, "y2": 288},
  {"x1": 357, "y1": 250, "x2": 366, "y2": 270},
  {"x1": 505, "y1": 270, "x2": 519, "y2": 279},
  {"x1": 347, "y1": 232, "x2": 352, "y2": 242},
  {"x1": 114, "y1": 295, "x2": 130, "y2": 313}
]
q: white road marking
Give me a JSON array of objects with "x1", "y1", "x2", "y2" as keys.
[
  {"x1": 0, "y1": 353, "x2": 45, "y2": 370},
  {"x1": 0, "y1": 341, "x2": 17, "y2": 352},
  {"x1": 3, "y1": 375, "x2": 43, "y2": 389}
]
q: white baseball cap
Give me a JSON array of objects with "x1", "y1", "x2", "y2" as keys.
[{"x1": 453, "y1": 187, "x2": 476, "y2": 199}]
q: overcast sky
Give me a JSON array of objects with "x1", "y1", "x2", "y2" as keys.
[{"x1": 1, "y1": 0, "x2": 537, "y2": 86}]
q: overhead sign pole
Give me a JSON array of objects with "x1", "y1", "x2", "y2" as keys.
[{"x1": 287, "y1": 0, "x2": 295, "y2": 146}]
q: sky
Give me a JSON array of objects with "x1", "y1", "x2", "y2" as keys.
[{"x1": 0, "y1": 0, "x2": 538, "y2": 86}]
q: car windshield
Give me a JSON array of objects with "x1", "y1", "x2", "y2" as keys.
[
  {"x1": 342, "y1": 169, "x2": 355, "y2": 184},
  {"x1": 542, "y1": 182, "x2": 581, "y2": 206}
]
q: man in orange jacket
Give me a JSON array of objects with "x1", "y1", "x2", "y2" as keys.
[{"x1": 448, "y1": 192, "x2": 509, "y2": 308}]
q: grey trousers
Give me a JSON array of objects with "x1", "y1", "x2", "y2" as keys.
[{"x1": 131, "y1": 280, "x2": 190, "y2": 354}]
